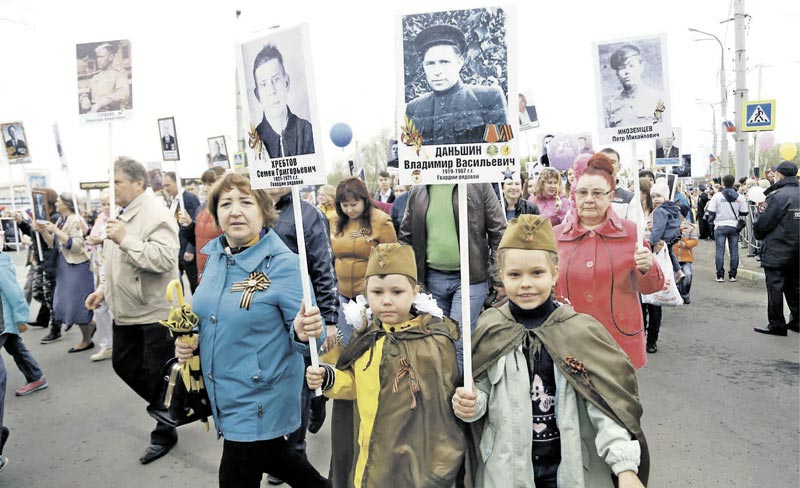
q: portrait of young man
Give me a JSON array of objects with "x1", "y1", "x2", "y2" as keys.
[
  {"x1": 603, "y1": 43, "x2": 665, "y2": 128},
  {"x1": 252, "y1": 43, "x2": 314, "y2": 159},
  {"x1": 404, "y1": 23, "x2": 508, "y2": 146},
  {"x1": 3, "y1": 124, "x2": 28, "y2": 158}
]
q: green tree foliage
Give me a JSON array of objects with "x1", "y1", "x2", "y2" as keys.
[{"x1": 402, "y1": 8, "x2": 508, "y2": 102}]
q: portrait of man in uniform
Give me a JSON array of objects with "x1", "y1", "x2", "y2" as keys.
[
  {"x1": 207, "y1": 136, "x2": 229, "y2": 167},
  {"x1": 252, "y1": 44, "x2": 314, "y2": 159},
  {"x1": 404, "y1": 23, "x2": 508, "y2": 146},
  {"x1": 602, "y1": 43, "x2": 665, "y2": 128},
  {"x1": 158, "y1": 117, "x2": 180, "y2": 161},
  {"x1": 78, "y1": 42, "x2": 130, "y2": 114}
]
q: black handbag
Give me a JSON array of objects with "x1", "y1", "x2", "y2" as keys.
[
  {"x1": 148, "y1": 357, "x2": 212, "y2": 429},
  {"x1": 727, "y1": 200, "x2": 746, "y2": 232}
]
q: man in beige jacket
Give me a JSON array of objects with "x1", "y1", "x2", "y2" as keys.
[{"x1": 86, "y1": 157, "x2": 180, "y2": 465}]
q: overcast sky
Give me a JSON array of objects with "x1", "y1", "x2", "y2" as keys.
[{"x1": 1, "y1": 0, "x2": 798, "y2": 191}]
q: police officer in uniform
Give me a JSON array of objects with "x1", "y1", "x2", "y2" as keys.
[
  {"x1": 604, "y1": 44, "x2": 664, "y2": 128},
  {"x1": 405, "y1": 24, "x2": 508, "y2": 146},
  {"x1": 80, "y1": 43, "x2": 130, "y2": 113}
]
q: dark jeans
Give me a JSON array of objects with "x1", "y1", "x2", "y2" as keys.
[
  {"x1": 112, "y1": 322, "x2": 177, "y2": 446},
  {"x1": 287, "y1": 357, "x2": 313, "y2": 455},
  {"x1": 0, "y1": 355, "x2": 6, "y2": 432},
  {"x1": 764, "y1": 264, "x2": 800, "y2": 330},
  {"x1": 677, "y1": 262, "x2": 693, "y2": 302},
  {"x1": 329, "y1": 399, "x2": 355, "y2": 488},
  {"x1": 714, "y1": 226, "x2": 739, "y2": 279},
  {"x1": 219, "y1": 437, "x2": 329, "y2": 488},
  {"x1": 31, "y1": 266, "x2": 60, "y2": 329},
  {"x1": 179, "y1": 258, "x2": 198, "y2": 294},
  {"x1": 0, "y1": 334, "x2": 43, "y2": 383},
  {"x1": 642, "y1": 303, "x2": 663, "y2": 346}
]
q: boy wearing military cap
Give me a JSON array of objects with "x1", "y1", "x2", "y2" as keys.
[
  {"x1": 306, "y1": 243, "x2": 464, "y2": 488},
  {"x1": 405, "y1": 23, "x2": 508, "y2": 145},
  {"x1": 452, "y1": 215, "x2": 648, "y2": 488}
]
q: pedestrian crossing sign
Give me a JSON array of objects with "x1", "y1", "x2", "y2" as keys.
[{"x1": 742, "y1": 99, "x2": 776, "y2": 132}]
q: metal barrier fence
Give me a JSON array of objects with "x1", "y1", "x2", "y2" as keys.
[{"x1": 741, "y1": 203, "x2": 761, "y2": 257}]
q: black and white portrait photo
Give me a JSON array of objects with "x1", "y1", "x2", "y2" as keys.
[
  {"x1": 387, "y1": 138, "x2": 399, "y2": 168},
  {"x1": 539, "y1": 133, "x2": 554, "y2": 167},
  {"x1": 207, "y1": 136, "x2": 229, "y2": 167},
  {"x1": 2, "y1": 122, "x2": 30, "y2": 163},
  {"x1": 518, "y1": 91, "x2": 539, "y2": 130},
  {"x1": 239, "y1": 26, "x2": 317, "y2": 160},
  {"x1": 576, "y1": 132, "x2": 594, "y2": 154},
  {"x1": 158, "y1": 117, "x2": 180, "y2": 161},
  {"x1": 76, "y1": 39, "x2": 132, "y2": 124},
  {"x1": 655, "y1": 127, "x2": 682, "y2": 166},
  {"x1": 32, "y1": 190, "x2": 50, "y2": 222},
  {"x1": 400, "y1": 9, "x2": 511, "y2": 147},
  {"x1": 594, "y1": 34, "x2": 671, "y2": 144}
]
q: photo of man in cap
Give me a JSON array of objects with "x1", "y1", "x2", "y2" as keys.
[
  {"x1": 404, "y1": 24, "x2": 508, "y2": 146},
  {"x1": 603, "y1": 43, "x2": 665, "y2": 128},
  {"x1": 252, "y1": 43, "x2": 314, "y2": 159},
  {"x1": 78, "y1": 42, "x2": 131, "y2": 114}
]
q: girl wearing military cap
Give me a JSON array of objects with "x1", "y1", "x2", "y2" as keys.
[
  {"x1": 453, "y1": 215, "x2": 648, "y2": 488},
  {"x1": 306, "y1": 243, "x2": 465, "y2": 488}
]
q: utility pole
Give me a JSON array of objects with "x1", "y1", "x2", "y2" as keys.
[
  {"x1": 688, "y1": 28, "x2": 728, "y2": 174},
  {"x1": 733, "y1": 0, "x2": 749, "y2": 179}
]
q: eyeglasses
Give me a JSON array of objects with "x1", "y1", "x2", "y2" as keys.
[{"x1": 575, "y1": 189, "x2": 612, "y2": 199}]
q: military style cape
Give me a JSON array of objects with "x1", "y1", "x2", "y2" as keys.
[
  {"x1": 470, "y1": 303, "x2": 650, "y2": 484},
  {"x1": 333, "y1": 314, "x2": 466, "y2": 488}
]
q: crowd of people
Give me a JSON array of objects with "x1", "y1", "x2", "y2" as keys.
[{"x1": 0, "y1": 150, "x2": 797, "y2": 485}]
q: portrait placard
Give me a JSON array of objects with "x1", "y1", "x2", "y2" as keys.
[
  {"x1": 593, "y1": 34, "x2": 672, "y2": 145},
  {"x1": 575, "y1": 132, "x2": 594, "y2": 155},
  {"x1": 396, "y1": 7, "x2": 519, "y2": 185},
  {"x1": 0, "y1": 218, "x2": 16, "y2": 244},
  {"x1": 236, "y1": 23, "x2": 325, "y2": 189},
  {"x1": 158, "y1": 117, "x2": 180, "y2": 161},
  {"x1": 518, "y1": 90, "x2": 539, "y2": 131},
  {"x1": 232, "y1": 151, "x2": 247, "y2": 170},
  {"x1": 2, "y1": 122, "x2": 31, "y2": 164},
  {"x1": 31, "y1": 190, "x2": 50, "y2": 222},
  {"x1": 654, "y1": 126, "x2": 681, "y2": 166},
  {"x1": 52, "y1": 123, "x2": 67, "y2": 170},
  {"x1": 76, "y1": 39, "x2": 133, "y2": 124},
  {"x1": 207, "y1": 136, "x2": 229, "y2": 168}
]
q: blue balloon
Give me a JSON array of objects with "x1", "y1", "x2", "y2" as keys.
[{"x1": 330, "y1": 123, "x2": 353, "y2": 148}]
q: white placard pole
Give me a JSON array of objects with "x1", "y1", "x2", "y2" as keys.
[
  {"x1": 631, "y1": 141, "x2": 644, "y2": 249},
  {"x1": 174, "y1": 163, "x2": 185, "y2": 211},
  {"x1": 5, "y1": 163, "x2": 21, "y2": 255},
  {"x1": 292, "y1": 186, "x2": 322, "y2": 396},
  {"x1": 107, "y1": 123, "x2": 116, "y2": 218},
  {"x1": 457, "y1": 182, "x2": 473, "y2": 393}
]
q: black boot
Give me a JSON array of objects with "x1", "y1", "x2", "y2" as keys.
[
  {"x1": 0, "y1": 427, "x2": 8, "y2": 455},
  {"x1": 40, "y1": 324, "x2": 63, "y2": 344},
  {"x1": 28, "y1": 304, "x2": 50, "y2": 327},
  {"x1": 753, "y1": 325, "x2": 788, "y2": 336}
]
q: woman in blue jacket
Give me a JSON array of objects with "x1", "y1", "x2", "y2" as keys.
[{"x1": 176, "y1": 173, "x2": 328, "y2": 488}]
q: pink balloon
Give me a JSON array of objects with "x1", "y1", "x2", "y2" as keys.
[
  {"x1": 548, "y1": 133, "x2": 580, "y2": 170},
  {"x1": 758, "y1": 132, "x2": 775, "y2": 151}
]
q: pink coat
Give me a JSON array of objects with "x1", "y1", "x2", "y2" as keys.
[
  {"x1": 553, "y1": 209, "x2": 664, "y2": 369},
  {"x1": 531, "y1": 194, "x2": 571, "y2": 226}
]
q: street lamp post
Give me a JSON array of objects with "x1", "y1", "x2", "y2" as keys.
[{"x1": 689, "y1": 28, "x2": 728, "y2": 174}]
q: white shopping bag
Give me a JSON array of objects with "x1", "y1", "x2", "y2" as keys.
[{"x1": 641, "y1": 247, "x2": 683, "y2": 307}]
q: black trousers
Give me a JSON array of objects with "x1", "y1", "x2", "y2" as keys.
[
  {"x1": 764, "y1": 264, "x2": 799, "y2": 330},
  {"x1": 219, "y1": 437, "x2": 329, "y2": 488},
  {"x1": 112, "y1": 322, "x2": 177, "y2": 445},
  {"x1": 179, "y1": 258, "x2": 198, "y2": 294},
  {"x1": 642, "y1": 303, "x2": 663, "y2": 345}
]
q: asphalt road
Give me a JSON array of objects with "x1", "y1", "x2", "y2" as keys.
[{"x1": 1, "y1": 240, "x2": 797, "y2": 487}]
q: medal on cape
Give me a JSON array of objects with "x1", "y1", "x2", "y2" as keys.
[
  {"x1": 349, "y1": 227, "x2": 373, "y2": 244},
  {"x1": 231, "y1": 271, "x2": 270, "y2": 310}
]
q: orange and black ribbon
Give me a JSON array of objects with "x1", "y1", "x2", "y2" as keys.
[
  {"x1": 393, "y1": 357, "x2": 421, "y2": 410},
  {"x1": 231, "y1": 271, "x2": 270, "y2": 310}
]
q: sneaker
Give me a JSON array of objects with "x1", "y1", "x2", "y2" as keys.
[
  {"x1": 729, "y1": 277, "x2": 737, "y2": 282},
  {"x1": 0, "y1": 455, "x2": 8, "y2": 473},
  {"x1": 266, "y1": 474, "x2": 285, "y2": 485},
  {"x1": 91, "y1": 347, "x2": 113, "y2": 362},
  {"x1": 646, "y1": 343, "x2": 658, "y2": 354},
  {"x1": 675, "y1": 270, "x2": 686, "y2": 284},
  {"x1": 40, "y1": 332, "x2": 62, "y2": 344},
  {"x1": 15, "y1": 377, "x2": 48, "y2": 396},
  {"x1": 715, "y1": 277, "x2": 724, "y2": 283}
]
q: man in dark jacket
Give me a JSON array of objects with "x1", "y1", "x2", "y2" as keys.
[
  {"x1": 398, "y1": 183, "x2": 506, "y2": 367},
  {"x1": 753, "y1": 162, "x2": 799, "y2": 336},
  {"x1": 164, "y1": 172, "x2": 200, "y2": 293},
  {"x1": 265, "y1": 187, "x2": 338, "y2": 475},
  {"x1": 405, "y1": 24, "x2": 507, "y2": 146}
]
